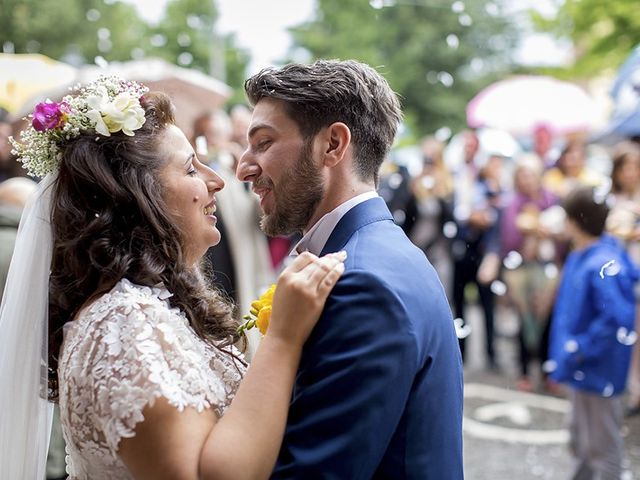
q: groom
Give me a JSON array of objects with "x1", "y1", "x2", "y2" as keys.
[{"x1": 237, "y1": 59, "x2": 463, "y2": 479}]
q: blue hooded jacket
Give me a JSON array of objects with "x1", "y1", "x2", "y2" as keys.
[{"x1": 549, "y1": 235, "x2": 639, "y2": 396}]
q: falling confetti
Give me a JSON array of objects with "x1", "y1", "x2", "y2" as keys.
[
  {"x1": 503, "y1": 251, "x2": 523, "y2": 270},
  {"x1": 564, "y1": 339, "x2": 578, "y2": 353},
  {"x1": 544, "y1": 263, "x2": 559, "y2": 279},
  {"x1": 442, "y1": 221, "x2": 458, "y2": 239},
  {"x1": 453, "y1": 317, "x2": 472, "y2": 339},
  {"x1": 420, "y1": 176, "x2": 436, "y2": 189},
  {"x1": 454, "y1": 204, "x2": 471, "y2": 222},
  {"x1": 490, "y1": 280, "x2": 507, "y2": 296},
  {"x1": 616, "y1": 327, "x2": 638, "y2": 346},
  {"x1": 592, "y1": 178, "x2": 611, "y2": 205},
  {"x1": 542, "y1": 360, "x2": 557, "y2": 373},
  {"x1": 387, "y1": 172, "x2": 403, "y2": 189},
  {"x1": 599, "y1": 260, "x2": 621, "y2": 279}
]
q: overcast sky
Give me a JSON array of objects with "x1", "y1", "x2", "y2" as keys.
[
  {"x1": 129, "y1": 0, "x2": 315, "y2": 73},
  {"x1": 127, "y1": 0, "x2": 570, "y2": 73}
]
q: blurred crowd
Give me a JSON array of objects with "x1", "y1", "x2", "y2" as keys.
[
  {"x1": 2, "y1": 105, "x2": 639, "y2": 400},
  {"x1": 378, "y1": 124, "x2": 640, "y2": 416},
  {"x1": 1, "y1": 98, "x2": 639, "y2": 477}
]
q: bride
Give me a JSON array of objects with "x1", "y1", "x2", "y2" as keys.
[{"x1": 0, "y1": 76, "x2": 345, "y2": 479}]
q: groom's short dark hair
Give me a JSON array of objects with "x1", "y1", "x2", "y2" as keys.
[{"x1": 244, "y1": 59, "x2": 403, "y2": 185}]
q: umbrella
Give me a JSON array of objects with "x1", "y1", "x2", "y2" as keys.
[
  {"x1": 0, "y1": 53, "x2": 77, "y2": 116},
  {"x1": 466, "y1": 75, "x2": 605, "y2": 136},
  {"x1": 595, "y1": 45, "x2": 640, "y2": 142}
]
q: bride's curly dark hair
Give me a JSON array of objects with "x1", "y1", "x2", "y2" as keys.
[{"x1": 48, "y1": 92, "x2": 239, "y2": 400}]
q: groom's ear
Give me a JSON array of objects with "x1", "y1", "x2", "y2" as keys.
[{"x1": 321, "y1": 122, "x2": 351, "y2": 168}]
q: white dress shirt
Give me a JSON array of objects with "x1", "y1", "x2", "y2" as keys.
[{"x1": 292, "y1": 191, "x2": 379, "y2": 256}]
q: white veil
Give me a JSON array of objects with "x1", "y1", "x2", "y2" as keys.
[{"x1": 0, "y1": 173, "x2": 56, "y2": 478}]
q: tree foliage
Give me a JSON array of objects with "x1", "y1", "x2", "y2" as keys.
[
  {"x1": 531, "y1": 0, "x2": 640, "y2": 77},
  {"x1": 143, "y1": 0, "x2": 250, "y2": 91},
  {"x1": 146, "y1": 0, "x2": 217, "y2": 73},
  {"x1": 0, "y1": 0, "x2": 249, "y2": 97},
  {"x1": 0, "y1": 0, "x2": 146, "y2": 63},
  {"x1": 287, "y1": 0, "x2": 518, "y2": 137},
  {"x1": 223, "y1": 33, "x2": 252, "y2": 106}
]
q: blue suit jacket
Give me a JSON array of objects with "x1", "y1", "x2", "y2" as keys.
[{"x1": 273, "y1": 197, "x2": 464, "y2": 479}]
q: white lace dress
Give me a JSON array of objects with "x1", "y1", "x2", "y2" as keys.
[{"x1": 58, "y1": 279, "x2": 245, "y2": 479}]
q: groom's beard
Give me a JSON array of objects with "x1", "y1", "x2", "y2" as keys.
[{"x1": 259, "y1": 140, "x2": 324, "y2": 237}]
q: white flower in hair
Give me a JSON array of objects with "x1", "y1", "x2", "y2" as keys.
[{"x1": 86, "y1": 86, "x2": 146, "y2": 136}]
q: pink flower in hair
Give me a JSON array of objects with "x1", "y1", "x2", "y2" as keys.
[{"x1": 31, "y1": 101, "x2": 70, "y2": 132}]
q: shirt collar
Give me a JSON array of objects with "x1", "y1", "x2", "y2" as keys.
[{"x1": 292, "y1": 191, "x2": 378, "y2": 256}]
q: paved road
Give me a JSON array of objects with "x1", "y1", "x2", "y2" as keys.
[{"x1": 462, "y1": 303, "x2": 640, "y2": 479}]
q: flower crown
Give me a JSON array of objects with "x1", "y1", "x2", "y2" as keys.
[{"x1": 10, "y1": 75, "x2": 149, "y2": 177}]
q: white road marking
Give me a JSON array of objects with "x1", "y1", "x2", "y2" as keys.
[
  {"x1": 464, "y1": 383, "x2": 570, "y2": 444},
  {"x1": 474, "y1": 402, "x2": 532, "y2": 425}
]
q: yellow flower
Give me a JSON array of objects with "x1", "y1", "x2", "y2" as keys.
[
  {"x1": 238, "y1": 284, "x2": 276, "y2": 336},
  {"x1": 256, "y1": 305, "x2": 272, "y2": 335}
]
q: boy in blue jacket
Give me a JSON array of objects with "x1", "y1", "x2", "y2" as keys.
[{"x1": 549, "y1": 186, "x2": 639, "y2": 480}]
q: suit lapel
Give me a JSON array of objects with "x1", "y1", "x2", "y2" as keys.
[{"x1": 320, "y1": 197, "x2": 393, "y2": 256}]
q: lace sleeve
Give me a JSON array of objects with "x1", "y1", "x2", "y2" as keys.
[{"x1": 59, "y1": 280, "x2": 243, "y2": 456}]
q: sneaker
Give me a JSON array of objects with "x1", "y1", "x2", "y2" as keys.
[
  {"x1": 516, "y1": 377, "x2": 534, "y2": 393},
  {"x1": 543, "y1": 379, "x2": 564, "y2": 397}
]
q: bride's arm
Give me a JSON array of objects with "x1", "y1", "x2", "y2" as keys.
[
  {"x1": 119, "y1": 400, "x2": 217, "y2": 479},
  {"x1": 118, "y1": 251, "x2": 345, "y2": 479},
  {"x1": 199, "y1": 330, "x2": 304, "y2": 479},
  {"x1": 200, "y1": 251, "x2": 345, "y2": 479}
]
